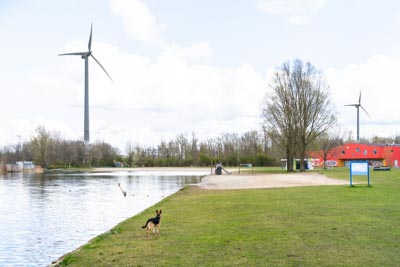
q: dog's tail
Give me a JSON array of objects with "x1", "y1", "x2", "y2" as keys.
[{"x1": 141, "y1": 219, "x2": 150, "y2": 228}]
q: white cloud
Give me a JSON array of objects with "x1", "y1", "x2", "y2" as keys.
[
  {"x1": 257, "y1": 0, "x2": 328, "y2": 25},
  {"x1": 288, "y1": 15, "x2": 311, "y2": 25},
  {"x1": 257, "y1": 0, "x2": 328, "y2": 14},
  {"x1": 164, "y1": 42, "x2": 213, "y2": 61},
  {"x1": 109, "y1": 0, "x2": 165, "y2": 45},
  {"x1": 394, "y1": 12, "x2": 400, "y2": 28}
]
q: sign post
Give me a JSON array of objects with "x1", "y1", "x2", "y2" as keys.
[{"x1": 350, "y1": 161, "x2": 370, "y2": 187}]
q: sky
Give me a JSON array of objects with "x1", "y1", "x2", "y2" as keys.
[{"x1": 1, "y1": 0, "x2": 400, "y2": 153}]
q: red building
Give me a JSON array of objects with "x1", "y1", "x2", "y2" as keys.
[{"x1": 309, "y1": 143, "x2": 400, "y2": 168}]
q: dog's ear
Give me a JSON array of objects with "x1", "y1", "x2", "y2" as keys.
[
  {"x1": 159, "y1": 210, "x2": 162, "y2": 214},
  {"x1": 156, "y1": 209, "x2": 158, "y2": 213}
]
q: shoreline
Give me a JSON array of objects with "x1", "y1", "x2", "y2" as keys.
[
  {"x1": 91, "y1": 167, "x2": 350, "y2": 190},
  {"x1": 92, "y1": 166, "x2": 216, "y2": 172}
]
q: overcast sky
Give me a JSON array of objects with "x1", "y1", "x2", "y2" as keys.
[{"x1": 1, "y1": 0, "x2": 400, "y2": 152}]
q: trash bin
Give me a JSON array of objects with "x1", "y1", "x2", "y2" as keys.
[{"x1": 215, "y1": 166, "x2": 222, "y2": 175}]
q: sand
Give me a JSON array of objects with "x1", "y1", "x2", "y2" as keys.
[{"x1": 198, "y1": 172, "x2": 349, "y2": 190}]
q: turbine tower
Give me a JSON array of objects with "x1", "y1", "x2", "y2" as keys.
[
  {"x1": 345, "y1": 91, "x2": 370, "y2": 142},
  {"x1": 59, "y1": 24, "x2": 113, "y2": 144}
]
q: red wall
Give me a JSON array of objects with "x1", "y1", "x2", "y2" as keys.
[{"x1": 309, "y1": 143, "x2": 400, "y2": 167}]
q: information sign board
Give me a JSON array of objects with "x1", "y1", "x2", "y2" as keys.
[{"x1": 350, "y1": 161, "x2": 370, "y2": 186}]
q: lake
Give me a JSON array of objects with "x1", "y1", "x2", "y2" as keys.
[{"x1": 0, "y1": 170, "x2": 209, "y2": 266}]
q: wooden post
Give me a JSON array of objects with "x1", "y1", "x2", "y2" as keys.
[{"x1": 118, "y1": 183, "x2": 127, "y2": 197}]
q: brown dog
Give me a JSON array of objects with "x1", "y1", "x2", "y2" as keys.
[{"x1": 141, "y1": 210, "x2": 162, "y2": 236}]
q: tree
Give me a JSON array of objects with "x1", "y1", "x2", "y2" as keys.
[
  {"x1": 394, "y1": 135, "x2": 400, "y2": 144},
  {"x1": 263, "y1": 62, "x2": 298, "y2": 171},
  {"x1": 314, "y1": 132, "x2": 343, "y2": 169},
  {"x1": 125, "y1": 141, "x2": 135, "y2": 167},
  {"x1": 262, "y1": 59, "x2": 336, "y2": 172},
  {"x1": 30, "y1": 126, "x2": 52, "y2": 168}
]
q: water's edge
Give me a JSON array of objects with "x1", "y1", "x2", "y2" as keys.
[
  {"x1": 46, "y1": 171, "x2": 209, "y2": 266},
  {"x1": 47, "y1": 189, "x2": 176, "y2": 266}
]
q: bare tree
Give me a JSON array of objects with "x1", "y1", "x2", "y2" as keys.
[
  {"x1": 30, "y1": 126, "x2": 52, "y2": 168},
  {"x1": 314, "y1": 132, "x2": 343, "y2": 169},
  {"x1": 263, "y1": 60, "x2": 336, "y2": 171},
  {"x1": 293, "y1": 60, "x2": 337, "y2": 171},
  {"x1": 394, "y1": 135, "x2": 400, "y2": 144},
  {"x1": 263, "y1": 63, "x2": 298, "y2": 171},
  {"x1": 125, "y1": 141, "x2": 135, "y2": 167},
  {"x1": 190, "y1": 132, "x2": 198, "y2": 165}
]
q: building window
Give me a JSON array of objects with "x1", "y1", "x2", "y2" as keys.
[
  {"x1": 356, "y1": 148, "x2": 360, "y2": 153},
  {"x1": 364, "y1": 150, "x2": 367, "y2": 155},
  {"x1": 342, "y1": 150, "x2": 346, "y2": 155},
  {"x1": 373, "y1": 149, "x2": 377, "y2": 154}
]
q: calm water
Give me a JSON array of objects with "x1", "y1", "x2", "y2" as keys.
[{"x1": 0, "y1": 170, "x2": 208, "y2": 267}]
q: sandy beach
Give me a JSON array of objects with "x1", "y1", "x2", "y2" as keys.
[{"x1": 198, "y1": 172, "x2": 349, "y2": 190}]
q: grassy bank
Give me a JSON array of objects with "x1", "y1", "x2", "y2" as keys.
[{"x1": 57, "y1": 168, "x2": 400, "y2": 266}]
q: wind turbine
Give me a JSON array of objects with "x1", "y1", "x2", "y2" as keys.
[
  {"x1": 59, "y1": 24, "x2": 113, "y2": 144},
  {"x1": 345, "y1": 91, "x2": 370, "y2": 142}
]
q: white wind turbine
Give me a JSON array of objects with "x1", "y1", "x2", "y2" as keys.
[
  {"x1": 59, "y1": 24, "x2": 113, "y2": 144},
  {"x1": 345, "y1": 91, "x2": 370, "y2": 142}
]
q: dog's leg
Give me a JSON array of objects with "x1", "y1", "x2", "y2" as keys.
[
  {"x1": 153, "y1": 224, "x2": 159, "y2": 236},
  {"x1": 146, "y1": 222, "x2": 154, "y2": 237},
  {"x1": 146, "y1": 226, "x2": 151, "y2": 237}
]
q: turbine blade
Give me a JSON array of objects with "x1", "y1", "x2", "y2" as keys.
[
  {"x1": 58, "y1": 52, "x2": 88, "y2": 56},
  {"x1": 344, "y1": 104, "x2": 358, "y2": 107},
  {"x1": 91, "y1": 54, "x2": 113, "y2": 82},
  {"x1": 359, "y1": 91, "x2": 362, "y2": 104},
  {"x1": 360, "y1": 105, "x2": 371, "y2": 118},
  {"x1": 88, "y1": 24, "x2": 93, "y2": 51}
]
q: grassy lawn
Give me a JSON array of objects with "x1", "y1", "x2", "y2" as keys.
[{"x1": 57, "y1": 168, "x2": 400, "y2": 266}]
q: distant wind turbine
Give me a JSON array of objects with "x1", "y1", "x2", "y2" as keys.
[
  {"x1": 345, "y1": 91, "x2": 370, "y2": 142},
  {"x1": 59, "y1": 24, "x2": 113, "y2": 144}
]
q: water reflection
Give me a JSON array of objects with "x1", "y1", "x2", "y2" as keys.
[{"x1": 0, "y1": 171, "x2": 206, "y2": 267}]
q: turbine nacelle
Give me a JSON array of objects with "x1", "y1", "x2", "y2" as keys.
[{"x1": 81, "y1": 52, "x2": 91, "y2": 59}]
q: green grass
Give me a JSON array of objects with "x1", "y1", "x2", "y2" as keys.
[{"x1": 57, "y1": 168, "x2": 400, "y2": 266}]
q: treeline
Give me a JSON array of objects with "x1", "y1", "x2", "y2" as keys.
[
  {"x1": 0, "y1": 126, "x2": 121, "y2": 168},
  {"x1": 125, "y1": 132, "x2": 279, "y2": 167},
  {"x1": 2, "y1": 125, "x2": 400, "y2": 169},
  {"x1": 0, "y1": 126, "x2": 280, "y2": 168}
]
